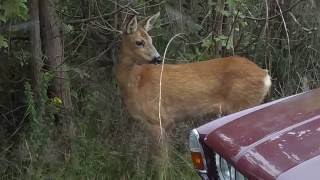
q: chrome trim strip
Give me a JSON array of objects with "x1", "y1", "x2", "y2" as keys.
[
  {"x1": 215, "y1": 153, "x2": 248, "y2": 180},
  {"x1": 215, "y1": 154, "x2": 225, "y2": 179}
]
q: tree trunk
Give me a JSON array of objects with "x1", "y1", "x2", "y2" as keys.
[
  {"x1": 39, "y1": 0, "x2": 73, "y2": 111},
  {"x1": 29, "y1": 0, "x2": 43, "y2": 120},
  {"x1": 213, "y1": 0, "x2": 226, "y2": 57},
  {"x1": 39, "y1": 0, "x2": 73, "y2": 160}
]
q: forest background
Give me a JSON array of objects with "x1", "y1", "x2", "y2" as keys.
[{"x1": 0, "y1": 0, "x2": 319, "y2": 179}]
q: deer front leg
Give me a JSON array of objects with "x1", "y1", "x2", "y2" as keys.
[{"x1": 144, "y1": 123, "x2": 170, "y2": 175}]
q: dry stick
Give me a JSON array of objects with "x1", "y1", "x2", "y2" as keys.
[
  {"x1": 244, "y1": 0, "x2": 306, "y2": 21},
  {"x1": 263, "y1": 0, "x2": 271, "y2": 73},
  {"x1": 25, "y1": 138, "x2": 33, "y2": 164},
  {"x1": 262, "y1": 0, "x2": 269, "y2": 38},
  {"x1": 289, "y1": 12, "x2": 315, "y2": 32},
  {"x1": 65, "y1": 32, "x2": 83, "y2": 48},
  {"x1": 135, "y1": 1, "x2": 166, "y2": 11},
  {"x1": 225, "y1": 10, "x2": 240, "y2": 55},
  {"x1": 70, "y1": 26, "x2": 88, "y2": 57},
  {"x1": 67, "y1": 1, "x2": 135, "y2": 24},
  {"x1": 185, "y1": 32, "x2": 212, "y2": 45},
  {"x1": 239, "y1": 0, "x2": 305, "y2": 55},
  {"x1": 93, "y1": 0, "x2": 122, "y2": 34},
  {"x1": 275, "y1": 0, "x2": 292, "y2": 73},
  {"x1": 108, "y1": 0, "x2": 139, "y2": 15},
  {"x1": 158, "y1": 33, "x2": 185, "y2": 141}
]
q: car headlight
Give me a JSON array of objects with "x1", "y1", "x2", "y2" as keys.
[
  {"x1": 189, "y1": 129, "x2": 207, "y2": 172},
  {"x1": 215, "y1": 154, "x2": 247, "y2": 180}
]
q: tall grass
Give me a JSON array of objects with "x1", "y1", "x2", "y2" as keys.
[{"x1": 0, "y1": 62, "x2": 198, "y2": 179}]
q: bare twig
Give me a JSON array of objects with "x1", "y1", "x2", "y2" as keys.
[
  {"x1": 134, "y1": 1, "x2": 165, "y2": 11},
  {"x1": 262, "y1": 0, "x2": 269, "y2": 36},
  {"x1": 67, "y1": 1, "x2": 135, "y2": 24},
  {"x1": 226, "y1": 10, "x2": 240, "y2": 55},
  {"x1": 185, "y1": 32, "x2": 212, "y2": 45},
  {"x1": 91, "y1": 19, "x2": 122, "y2": 33},
  {"x1": 25, "y1": 138, "x2": 33, "y2": 165},
  {"x1": 263, "y1": 0, "x2": 271, "y2": 73},
  {"x1": 70, "y1": 25, "x2": 88, "y2": 57},
  {"x1": 65, "y1": 31, "x2": 83, "y2": 48},
  {"x1": 93, "y1": 0, "x2": 122, "y2": 33},
  {"x1": 56, "y1": 9, "x2": 81, "y2": 18},
  {"x1": 275, "y1": 0, "x2": 292, "y2": 67},
  {"x1": 244, "y1": 0, "x2": 306, "y2": 21},
  {"x1": 289, "y1": 12, "x2": 316, "y2": 32},
  {"x1": 108, "y1": 0, "x2": 138, "y2": 15}
]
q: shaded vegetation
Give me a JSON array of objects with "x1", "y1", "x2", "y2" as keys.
[{"x1": 0, "y1": 0, "x2": 320, "y2": 179}]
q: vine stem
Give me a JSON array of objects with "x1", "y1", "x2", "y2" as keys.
[{"x1": 158, "y1": 33, "x2": 185, "y2": 141}]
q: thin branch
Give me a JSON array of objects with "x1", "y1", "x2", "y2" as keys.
[
  {"x1": 66, "y1": 2, "x2": 135, "y2": 24},
  {"x1": 275, "y1": 0, "x2": 292, "y2": 67},
  {"x1": 108, "y1": 0, "x2": 138, "y2": 15},
  {"x1": 226, "y1": 10, "x2": 240, "y2": 55},
  {"x1": 289, "y1": 12, "x2": 316, "y2": 32},
  {"x1": 92, "y1": 0, "x2": 122, "y2": 33},
  {"x1": 158, "y1": 33, "x2": 185, "y2": 142},
  {"x1": 262, "y1": 0, "x2": 269, "y2": 36},
  {"x1": 56, "y1": 9, "x2": 81, "y2": 18},
  {"x1": 244, "y1": 0, "x2": 306, "y2": 21},
  {"x1": 263, "y1": 0, "x2": 270, "y2": 72},
  {"x1": 70, "y1": 26, "x2": 88, "y2": 57},
  {"x1": 134, "y1": 1, "x2": 165, "y2": 11},
  {"x1": 185, "y1": 32, "x2": 212, "y2": 45}
]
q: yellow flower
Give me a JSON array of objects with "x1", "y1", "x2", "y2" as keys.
[{"x1": 52, "y1": 97, "x2": 63, "y2": 106}]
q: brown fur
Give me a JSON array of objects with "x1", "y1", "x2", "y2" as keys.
[
  {"x1": 116, "y1": 14, "x2": 271, "y2": 160},
  {"x1": 117, "y1": 56, "x2": 270, "y2": 129}
]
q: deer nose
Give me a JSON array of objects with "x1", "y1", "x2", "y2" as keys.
[{"x1": 151, "y1": 56, "x2": 162, "y2": 64}]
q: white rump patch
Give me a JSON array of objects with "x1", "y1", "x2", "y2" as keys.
[{"x1": 264, "y1": 73, "x2": 272, "y2": 94}]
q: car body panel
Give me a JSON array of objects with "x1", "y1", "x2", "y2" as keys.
[
  {"x1": 195, "y1": 88, "x2": 320, "y2": 180},
  {"x1": 277, "y1": 155, "x2": 320, "y2": 180},
  {"x1": 236, "y1": 115, "x2": 320, "y2": 179},
  {"x1": 196, "y1": 93, "x2": 302, "y2": 138}
]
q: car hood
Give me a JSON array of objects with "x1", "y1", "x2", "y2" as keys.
[{"x1": 197, "y1": 88, "x2": 320, "y2": 180}]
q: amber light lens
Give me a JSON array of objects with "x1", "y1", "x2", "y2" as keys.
[{"x1": 191, "y1": 151, "x2": 205, "y2": 170}]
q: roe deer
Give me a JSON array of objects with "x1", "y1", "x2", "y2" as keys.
[{"x1": 116, "y1": 13, "x2": 271, "y2": 148}]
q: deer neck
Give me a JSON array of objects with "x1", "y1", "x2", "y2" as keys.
[{"x1": 116, "y1": 52, "x2": 137, "y2": 97}]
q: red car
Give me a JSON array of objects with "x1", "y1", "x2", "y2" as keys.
[{"x1": 189, "y1": 88, "x2": 320, "y2": 180}]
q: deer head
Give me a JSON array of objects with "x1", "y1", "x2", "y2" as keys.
[{"x1": 120, "y1": 12, "x2": 161, "y2": 65}]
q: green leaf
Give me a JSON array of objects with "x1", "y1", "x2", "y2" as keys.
[
  {"x1": 226, "y1": 37, "x2": 234, "y2": 50},
  {"x1": 201, "y1": 38, "x2": 214, "y2": 48},
  {"x1": 214, "y1": 35, "x2": 234, "y2": 50},
  {"x1": 73, "y1": 68, "x2": 90, "y2": 79},
  {"x1": 215, "y1": 35, "x2": 228, "y2": 41},
  {"x1": 2, "y1": 0, "x2": 28, "y2": 20},
  {"x1": 227, "y1": 0, "x2": 236, "y2": 9},
  {"x1": 221, "y1": 10, "x2": 231, "y2": 17},
  {"x1": 0, "y1": 14, "x2": 7, "y2": 22},
  {"x1": 240, "y1": 21, "x2": 248, "y2": 27},
  {"x1": 63, "y1": 23, "x2": 74, "y2": 33},
  {"x1": 0, "y1": 35, "x2": 8, "y2": 48}
]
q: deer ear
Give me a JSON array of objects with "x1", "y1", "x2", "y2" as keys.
[
  {"x1": 125, "y1": 16, "x2": 138, "y2": 34},
  {"x1": 140, "y1": 12, "x2": 160, "y2": 31}
]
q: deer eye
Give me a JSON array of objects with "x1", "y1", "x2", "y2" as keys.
[{"x1": 135, "y1": 40, "x2": 145, "y2": 47}]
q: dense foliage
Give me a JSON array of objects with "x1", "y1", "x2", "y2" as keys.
[{"x1": 1, "y1": 0, "x2": 319, "y2": 179}]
